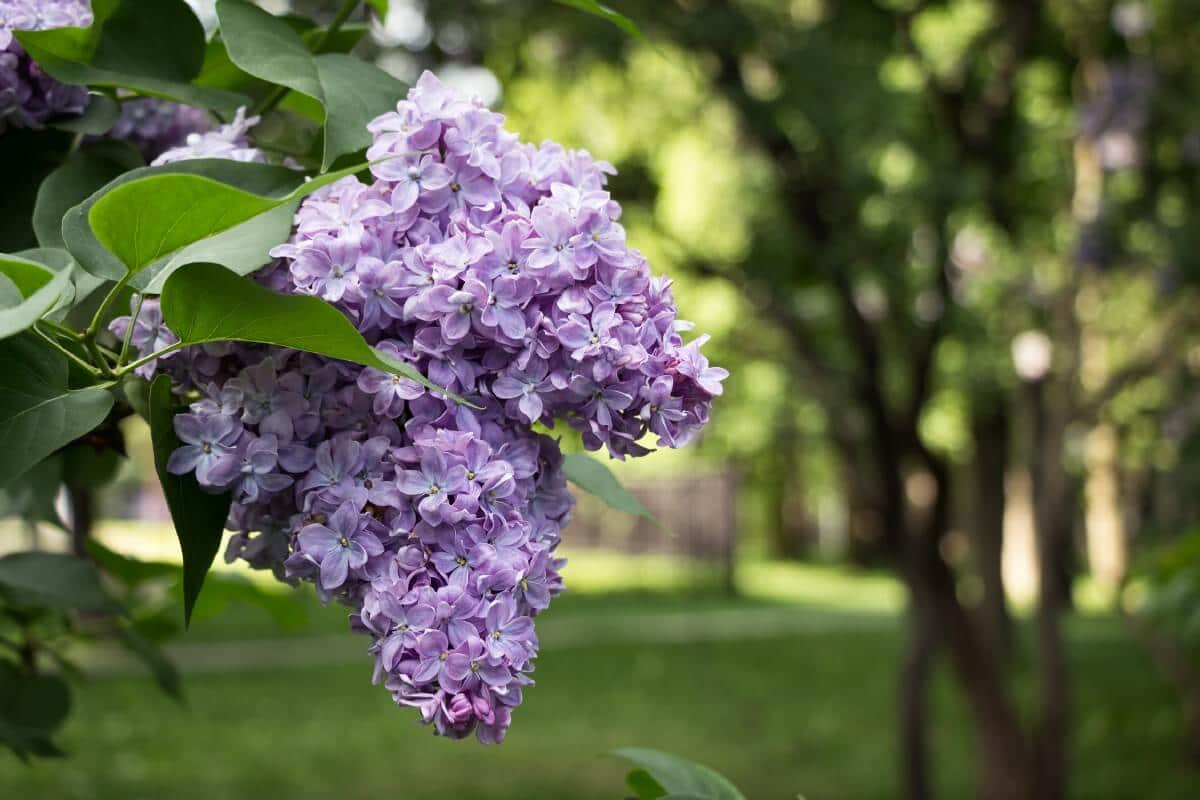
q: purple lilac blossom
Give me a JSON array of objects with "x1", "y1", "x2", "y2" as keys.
[
  {"x1": 1, "y1": 1, "x2": 208, "y2": 160},
  {"x1": 118, "y1": 72, "x2": 725, "y2": 743},
  {"x1": 0, "y1": 1, "x2": 91, "y2": 131},
  {"x1": 108, "y1": 97, "x2": 212, "y2": 161}
]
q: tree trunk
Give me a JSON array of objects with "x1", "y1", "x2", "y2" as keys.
[
  {"x1": 971, "y1": 398, "x2": 1012, "y2": 660},
  {"x1": 901, "y1": 601, "x2": 937, "y2": 800},
  {"x1": 1029, "y1": 377, "x2": 1069, "y2": 800},
  {"x1": 68, "y1": 487, "x2": 94, "y2": 557}
]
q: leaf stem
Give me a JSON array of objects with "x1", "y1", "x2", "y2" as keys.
[
  {"x1": 117, "y1": 341, "x2": 185, "y2": 376},
  {"x1": 117, "y1": 293, "x2": 145, "y2": 367},
  {"x1": 253, "y1": 0, "x2": 362, "y2": 116},
  {"x1": 32, "y1": 324, "x2": 104, "y2": 377},
  {"x1": 38, "y1": 317, "x2": 84, "y2": 342},
  {"x1": 84, "y1": 272, "x2": 132, "y2": 344}
]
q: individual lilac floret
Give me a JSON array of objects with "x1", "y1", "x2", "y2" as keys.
[
  {"x1": 129, "y1": 71, "x2": 725, "y2": 744},
  {"x1": 153, "y1": 107, "x2": 266, "y2": 165}
]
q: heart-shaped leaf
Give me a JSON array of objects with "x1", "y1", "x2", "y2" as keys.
[
  {"x1": 85, "y1": 160, "x2": 365, "y2": 275},
  {"x1": 216, "y1": 0, "x2": 405, "y2": 169},
  {"x1": 16, "y1": 0, "x2": 248, "y2": 114},
  {"x1": 34, "y1": 140, "x2": 144, "y2": 251},
  {"x1": 63, "y1": 158, "x2": 305, "y2": 280}
]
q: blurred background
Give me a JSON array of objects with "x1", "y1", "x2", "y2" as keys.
[{"x1": 5, "y1": 0, "x2": 1200, "y2": 797}]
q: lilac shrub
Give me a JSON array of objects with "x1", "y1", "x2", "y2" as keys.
[{"x1": 118, "y1": 72, "x2": 726, "y2": 742}]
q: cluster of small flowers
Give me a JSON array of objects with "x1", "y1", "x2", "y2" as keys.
[
  {"x1": 120, "y1": 72, "x2": 725, "y2": 742},
  {"x1": 0, "y1": 0, "x2": 91, "y2": 132},
  {"x1": 1, "y1": 1, "x2": 209, "y2": 158}
]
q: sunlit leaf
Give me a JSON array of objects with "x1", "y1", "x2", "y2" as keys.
[
  {"x1": 159, "y1": 263, "x2": 467, "y2": 402},
  {"x1": 562, "y1": 453, "x2": 656, "y2": 522},
  {"x1": 0, "y1": 253, "x2": 73, "y2": 340},
  {"x1": 611, "y1": 749, "x2": 745, "y2": 800}
]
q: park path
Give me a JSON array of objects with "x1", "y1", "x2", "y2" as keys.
[{"x1": 86, "y1": 605, "x2": 892, "y2": 677}]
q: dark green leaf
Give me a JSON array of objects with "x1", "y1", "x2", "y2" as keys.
[
  {"x1": 88, "y1": 539, "x2": 179, "y2": 587},
  {"x1": 215, "y1": 0, "x2": 323, "y2": 100},
  {"x1": 16, "y1": 0, "x2": 248, "y2": 114},
  {"x1": 112, "y1": 625, "x2": 183, "y2": 701},
  {"x1": 0, "y1": 663, "x2": 72, "y2": 759},
  {"x1": 148, "y1": 374, "x2": 232, "y2": 626},
  {"x1": 0, "y1": 335, "x2": 114, "y2": 487},
  {"x1": 0, "y1": 128, "x2": 73, "y2": 252},
  {"x1": 159, "y1": 263, "x2": 467, "y2": 402},
  {"x1": 0, "y1": 456, "x2": 65, "y2": 529},
  {"x1": 49, "y1": 93, "x2": 122, "y2": 135},
  {"x1": 0, "y1": 253, "x2": 74, "y2": 340},
  {"x1": 189, "y1": 572, "x2": 309, "y2": 631},
  {"x1": 610, "y1": 749, "x2": 745, "y2": 800},
  {"x1": 553, "y1": 0, "x2": 644, "y2": 40},
  {"x1": 34, "y1": 139, "x2": 144, "y2": 251},
  {"x1": 216, "y1": 0, "x2": 405, "y2": 169},
  {"x1": 0, "y1": 551, "x2": 116, "y2": 611},
  {"x1": 563, "y1": 453, "x2": 656, "y2": 522},
  {"x1": 61, "y1": 440, "x2": 124, "y2": 490},
  {"x1": 312, "y1": 53, "x2": 406, "y2": 169}
]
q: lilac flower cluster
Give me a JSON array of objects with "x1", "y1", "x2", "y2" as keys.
[
  {"x1": 2, "y1": 1, "x2": 209, "y2": 160},
  {"x1": 125, "y1": 72, "x2": 725, "y2": 742},
  {"x1": 0, "y1": 0, "x2": 91, "y2": 132},
  {"x1": 109, "y1": 97, "x2": 211, "y2": 161}
]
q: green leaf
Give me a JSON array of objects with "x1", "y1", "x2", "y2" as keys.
[
  {"x1": 610, "y1": 749, "x2": 745, "y2": 800},
  {"x1": 216, "y1": 0, "x2": 405, "y2": 169},
  {"x1": 49, "y1": 93, "x2": 122, "y2": 135},
  {"x1": 0, "y1": 663, "x2": 72, "y2": 760},
  {"x1": 138, "y1": 202, "x2": 298, "y2": 293},
  {"x1": 0, "y1": 456, "x2": 65, "y2": 528},
  {"x1": 34, "y1": 140, "x2": 144, "y2": 251},
  {"x1": 16, "y1": 0, "x2": 248, "y2": 114},
  {"x1": 562, "y1": 453, "x2": 656, "y2": 522},
  {"x1": 553, "y1": 0, "x2": 645, "y2": 40},
  {"x1": 0, "y1": 129, "x2": 73, "y2": 252},
  {"x1": 159, "y1": 262, "x2": 468, "y2": 402},
  {"x1": 627, "y1": 767, "x2": 669, "y2": 799},
  {"x1": 148, "y1": 374, "x2": 232, "y2": 627},
  {"x1": 63, "y1": 158, "x2": 305, "y2": 280},
  {"x1": 312, "y1": 53, "x2": 406, "y2": 170},
  {"x1": 0, "y1": 551, "x2": 116, "y2": 611},
  {"x1": 365, "y1": 0, "x2": 388, "y2": 17},
  {"x1": 85, "y1": 160, "x2": 366, "y2": 274},
  {"x1": 0, "y1": 335, "x2": 114, "y2": 487},
  {"x1": 112, "y1": 625, "x2": 183, "y2": 701},
  {"x1": 0, "y1": 253, "x2": 74, "y2": 340}
]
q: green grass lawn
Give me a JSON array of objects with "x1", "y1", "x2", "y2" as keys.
[{"x1": 1, "y1": 554, "x2": 1197, "y2": 799}]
